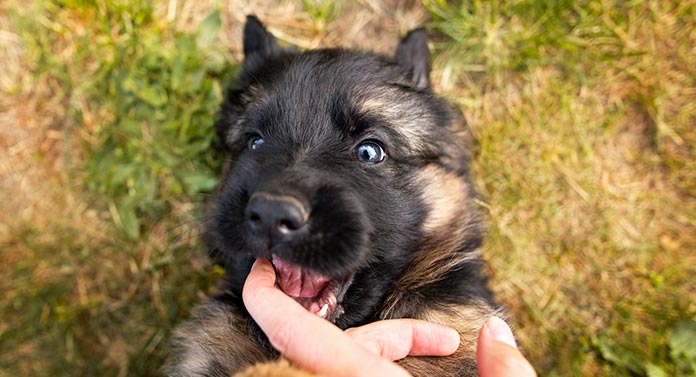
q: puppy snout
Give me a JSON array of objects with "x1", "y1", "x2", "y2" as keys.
[{"x1": 245, "y1": 193, "x2": 309, "y2": 242}]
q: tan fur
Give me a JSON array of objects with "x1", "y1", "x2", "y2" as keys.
[
  {"x1": 397, "y1": 304, "x2": 507, "y2": 377},
  {"x1": 225, "y1": 116, "x2": 247, "y2": 148},
  {"x1": 380, "y1": 165, "x2": 482, "y2": 319},
  {"x1": 374, "y1": 162, "x2": 498, "y2": 376},
  {"x1": 224, "y1": 85, "x2": 269, "y2": 146},
  {"x1": 417, "y1": 165, "x2": 469, "y2": 232},
  {"x1": 165, "y1": 300, "x2": 276, "y2": 377},
  {"x1": 234, "y1": 359, "x2": 320, "y2": 377},
  {"x1": 358, "y1": 93, "x2": 433, "y2": 152},
  {"x1": 380, "y1": 235, "x2": 482, "y2": 318},
  {"x1": 420, "y1": 304, "x2": 507, "y2": 357}
]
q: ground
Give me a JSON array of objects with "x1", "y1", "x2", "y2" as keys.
[{"x1": 0, "y1": 1, "x2": 694, "y2": 376}]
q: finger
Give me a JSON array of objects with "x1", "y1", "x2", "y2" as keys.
[
  {"x1": 242, "y1": 259, "x2": 327, "y2": 355},
  {"x1": 243, "y1": 259, "x2": 411, "y2": 377},
  {"x1": 476, "y1": 317, "x2": 536, "y2": 377},
  {"x1": 345, "y1": 319, "x2": 460, "y2": 360}
]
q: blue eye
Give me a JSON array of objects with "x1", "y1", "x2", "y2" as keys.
[
  {"x1": 355, "y1": 140, "x2": 386, "y2": 164},
  {"x1": 248, "y1": 135, "x2": 265, "y2": 151}
]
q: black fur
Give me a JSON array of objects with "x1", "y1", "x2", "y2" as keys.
[{"x1": 170, "y1": 16, "x2": 501, "y2": 376}]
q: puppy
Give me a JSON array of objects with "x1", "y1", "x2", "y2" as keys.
[{"x1": 166, "y1": 16, "x2": 506, "y2": 377}]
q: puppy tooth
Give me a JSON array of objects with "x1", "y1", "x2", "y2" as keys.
[{"x1": 318, "y1": 303, "x2": 329, "y2": 318}]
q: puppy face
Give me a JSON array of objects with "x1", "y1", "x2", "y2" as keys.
[{"x1": 207, "y1": 17, "x2": 473, "y2": 328}]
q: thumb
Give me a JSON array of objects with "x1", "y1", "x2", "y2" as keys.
[{"x1": 476, "y1": 317, "x2": 536, "y2": 377}]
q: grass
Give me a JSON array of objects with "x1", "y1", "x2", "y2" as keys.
[{"x1": 1, "y1": 0, "x2": 694, "y2": 376}]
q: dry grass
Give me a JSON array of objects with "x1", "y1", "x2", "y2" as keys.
[
  {"x1": 432, "y1": 2, "x2": 696, "y2": 374},
  {"x1": 1, "y1": 0, "x2": 694, "y2": 376}
]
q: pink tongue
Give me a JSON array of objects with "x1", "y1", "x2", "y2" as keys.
[{"x1": 273, "y1": 257, "x2": 330, "y2": 298}]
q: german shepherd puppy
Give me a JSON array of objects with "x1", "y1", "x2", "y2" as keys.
[{"x1": 167, "y1": 16, "x2": 505, "y2": 377}]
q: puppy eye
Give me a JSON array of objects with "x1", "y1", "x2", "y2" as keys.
[
  {"x1": 355, "y1": 140, "x2": 386, "y2": 164},
  {"x1": 248, "y1": 135, "x2": 265, "y2": 151}
]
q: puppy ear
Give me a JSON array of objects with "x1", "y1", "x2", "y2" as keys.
[
  {"x1": 394, "y1": 28, "x2": 431, "y2": 90},
  {"x1": 243, "y1": 15, "x2": 284, "y2": 72}
]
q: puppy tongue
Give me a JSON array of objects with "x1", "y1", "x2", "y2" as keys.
[{"x1": 272, "y1": 257, "x2": 330, "y2": 298}]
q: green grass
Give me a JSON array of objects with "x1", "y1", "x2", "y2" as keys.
[
  {"x1": 1, "y1": 1, "x2": 694, "y2": 376},
  {"x1": 27, "y1": 2, "x2": 232, "y2": 239}
]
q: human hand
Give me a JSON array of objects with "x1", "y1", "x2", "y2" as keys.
[
  {"x1": 477, "y1": 316, "x2": 536, "y2": 377},
  {"x1": 242, "y1": 259, "x2": 460, "y2": 377}
]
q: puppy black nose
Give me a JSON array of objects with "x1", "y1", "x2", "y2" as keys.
[{"x1": 245, "y1": 193, "x2": 308, "y2": 242}]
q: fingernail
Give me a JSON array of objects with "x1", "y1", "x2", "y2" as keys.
[
  {"x1": 486, "y1": 316, "x2": 517, "y2": 348},
  {"x1": 445, "y1": 328, "x2": 461, "y2": 351},
  {"x1": 254, "y1": 258, "x2": 272, "y2": 269},
  {"x1": 250, "y1": 259, "x2": 276, "y2": 278}
]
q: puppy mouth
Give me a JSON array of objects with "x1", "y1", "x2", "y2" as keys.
[{"x1": 271, "y1": 255, "x2": 353, "y2": 321}]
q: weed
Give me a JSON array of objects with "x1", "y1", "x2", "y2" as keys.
[{"x1": 300, "y1": 0, "x2": 339, "y2": 33}]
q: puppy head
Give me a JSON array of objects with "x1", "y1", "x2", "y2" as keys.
[{"x1": 208, "y1": 16, "x2": 473, "y2": 327}]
